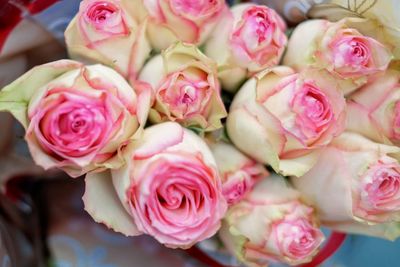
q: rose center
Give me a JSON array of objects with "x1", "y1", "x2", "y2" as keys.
[
  {"x1": 275, "y1": 220, "x2": 318, "y2": 259},
  {"x1": 362, "y1": 163, "x2": 400, "y2": 212},
  {"x1": 71, "y1": 118, "x2": 87, "y2": 132},
  {"x1": 371, "y1": 172, "x2": 400, "y2": 200},
  {"x1": 292, "y1": 83, "x2": 332, "y2": 139},
  {"x1": 56, "y1": 106, "x2": 104, "y2": 143},
  {"x1": 159, "y1": 73, "x2": 211, "y2": 119},
  {"x1": 304, "y1": 95, "x2": 324, "y2": 120},
  {"x1": 351, "y1": 42, "x2": 365, "y2": 57},
  {"x1": 335, "y1": 37, "x2": 370, "y2": 67},
  {"x1": 181, "y1": 85, "x2": 196, "y2": 104},
  {"x1": 254, "y1": 12, "x2": 270, "y2": 43},
  {"x1": 87, "y1": 2, "x2": 118, "y2": 24}
]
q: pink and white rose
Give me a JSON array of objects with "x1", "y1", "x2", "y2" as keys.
[
  {"x1": 205, "y1": 4, "x2": 287, "y2": 91},
  {"x1": 292, "y1": 133, "x2": 400, "y2": 240},
  {"x1": 141, "y1": 0, "x2": 227, "y2": 51},
  {"x1": 65, "y1": 0, "x2": 151, "y2": 81},
  {"x1": 347, "y1": 69, "x2": 400, "y2": 146},
  {"x1": 0, "y1": 60, "x2": 151, "y2": 177},
  {"x1": 227, "y1": 66, "x2": 346, "y2": 177},
  {"x1": 324, "y1": 0, "x2": 400, "y2": 60},
  {"x1": 83, "y1": 122, "x2": 227, "y2": 249},
  {"x1": 209, "y1": 141, "x2": 268, "y2": 205},
  {"x1": 220, "y1": 174, "x2": 324, "y2": 267},
  {"x1": 139, "y1": 42, "x2": 227, "y2": 131},
  {"x1": 283, "y1": 18, "x2": 392, "y2": 94}
]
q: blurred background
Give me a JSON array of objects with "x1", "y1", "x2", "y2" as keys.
[{"x1": 0, "y1": 0, "x2": 399, "y2": 266}]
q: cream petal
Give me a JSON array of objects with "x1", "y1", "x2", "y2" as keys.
[
  {"x1": 292, "y1": 147, "x2": 354, "y2": 222},
  {"x1": 83, "y1": 171, "x2": 140, "y2": 236},
  {"x1": 132, "y1": 122, "x2": 184, "y2": 160},
  {"x1": 283, "y1": 19, "x2": 328, "y2": 70},
  {"x1": 279, "y1": 150, "x2": 321, "y2": 177}
]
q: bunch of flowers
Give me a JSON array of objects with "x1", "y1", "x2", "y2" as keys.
[{"x1": 0, "y1": 0, "x2": 399, "y2": 266}]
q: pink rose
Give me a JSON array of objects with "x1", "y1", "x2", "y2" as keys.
[
  {"x1": 205, "y1": 4, "x2": 287, "y2": 91},
  {"x1": 0, "y1": 60, "x2": 151, "y2": 177},
  {"x1": 65, "y1": 0, "x2": 151, "y2": 81},
  {"x1": 141, "y1": 0, "x2": 227, "y2": 51},
  {"x1": 283, "y1": 18, "x2": 392, "y2": 94},
  {"x1": 312, "y1": 0, "x2": 400, "y2": 60},
  {"x1": 139, "y1": 43, "x2": 227, "y2": 131},
  {"x1": 293, "y1": 133, "x2": 400, "y2": 240},
  {"x1": 209, "y1": 141, "x2": 268, "y2": 205},
  {"x1": 83, "y1": 122, "x2": 227, "y2": 248},
  {"x1": 220, "y1": 174, "x2": 324, "y2": 266},
  {"x1": 347, "y1": 69, "x2": 400, "y2": 146},
  {"x1": 227, "y1": 66, "x2": 346, "y2": 177}
]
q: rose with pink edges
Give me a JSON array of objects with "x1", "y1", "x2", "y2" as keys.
[
  {"x1": 65, "y1": 0, "x2": 151, "y2": 81},
  {"x1": 0, "y1": 60, "x2": 150, "y2": 177},
  {"x1": 83, "y1": 122, "x2": 227, "y2": 248},
  {"x1": 347, "y1": 69, "x2": 400, "y2": 146},
  {"x1": 139, "y1": 42, "x2": 227, "y2": 132},
  {"x1": 283, "y1": 18, "x2": 392, "y2": 94},
  {"x1": 227, "y1": 66, "x2": 346, "y2": 177},
  {"x1": 293, "y1": 133, "x2": 400, "y2": 240},
  {"x1": 209, "y1": 141, "x2": 268, "y2": 205},
  {"x1": 205, "y1": 4, "x2": 287, "y2": 91},
  {"x1": 141, "y1": 0, "x2": 227, "y2": 51},
  {"x1": 220, "y1": 174, "x2": 324, "y2": 266}
]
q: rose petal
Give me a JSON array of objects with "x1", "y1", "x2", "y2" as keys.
[
  {"x1": 133, "y1": 122, "x2": 184, "y2": 159},
  {"x1": 83, "y1": 170, "x2": 140, "y2": 236},
  {"x1": 0, "y1": 60, "x2": 82, "y2": 128}
]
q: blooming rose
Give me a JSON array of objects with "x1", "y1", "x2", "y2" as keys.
[
  {"x1": 347, "y1": 69, "x2": 400, "y2": 146},
  {"x1": 65, "y1": 0, "x2": 151, "y2": 81},
  {"x1": 83, "y1": 122, "x2": 227, "y2": 248},
  {"x1": 139, "y1": 0, "x2": 227, "y2": 51},
  {"x1": 205, "y1": 4, "x2": 287, "y2": 91},
  {"x1": 227, "y1": 66, "x2": 346, "y2": 177},
  {"x1": 139, "y1": 42, "x2": 227, "y2": 131},
  {"x1": 209, "y1": 141, "x2": 268, "y2": 205},
  {"x1": 321, "y1": 0, "x2": 400, "y2": 60},
  {"x1": 283, "y1": 18, "x2": 392, "y2": 94},
  {"x1": 0, "y1": 60, "x2": 151, "y2": 177},
  {"x1": 292, "y1": 132, "x2": 400, "y2": 240},
  {"x1": 220, "y1": 174, "x2": 324, "y2": 266}
]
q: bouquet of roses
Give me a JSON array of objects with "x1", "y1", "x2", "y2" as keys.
[{"x1": 0, "y1": 0, "x2": 399, "y2": 266}]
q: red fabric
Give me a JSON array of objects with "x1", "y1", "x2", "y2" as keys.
[
  {"x1": 187, "y1": 246, "x2": 227, "y2": 267},
  {"x1": 0, "y1": 0, "x2": 59, "y2": 53},
  {"x1": 28, "y1": 0, "x2": 58, "y2": 14}
]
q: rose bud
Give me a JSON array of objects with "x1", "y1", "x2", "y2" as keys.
[
  {"x1": 205, "y1": 4, "x2": 287, "y2": 91},
  {"x1": 292, "y1": 132, "x2": 400, "y2": 240},
  {"x1": 84, "y1": 122, "x2": 227, "y2": 248},
  {"x1": 0, "y1": 60, "x2": 151, "y2": 177},
  {"x1": 209, "y1": 141, "x2": 268, "y2": 205},
  {"x1": 347, "y1": 69, "x2": 400, "y2": 146},
  {"x1": 227, "y1": 66, "x2": 346, "y2": 177},
  {"x1": 283, "y1": 18, "x2": 392, "y2": 94},
  {"x1": 220, "y1": 174, "x2": 324, "y2": 266},
  {"x1": 65, "y1": 0, "x2": 151, "y2": 81},
  {"x1": 139, "y1": 42, "x2": 227, "y2": 132},
  {"x1": 140, "y1": 0, "x2": 227, "y2": 51}
]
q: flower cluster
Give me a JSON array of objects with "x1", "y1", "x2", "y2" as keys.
[{"x1": 1, "y1": 0, "x2": 400, "y2": 266}]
